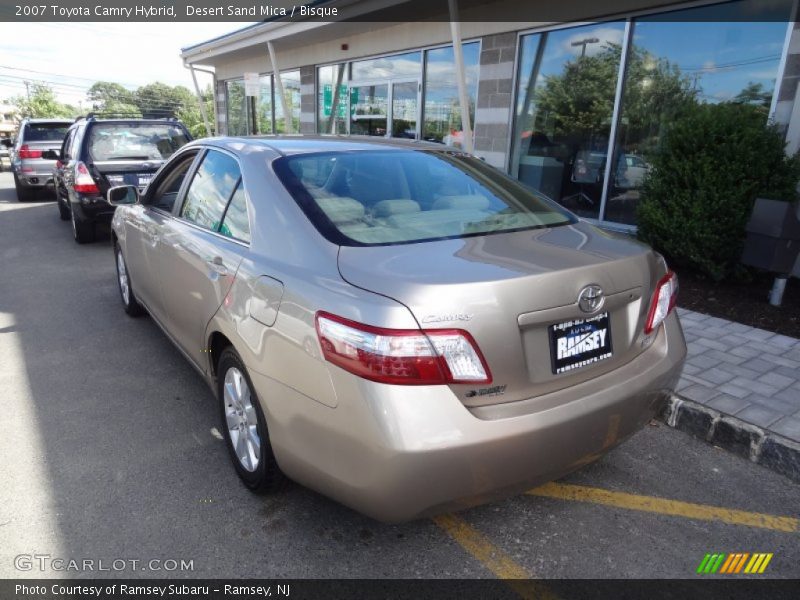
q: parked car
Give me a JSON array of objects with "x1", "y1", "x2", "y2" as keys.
[
  {"x1": 570, "y1": 150, "x2": 606, "y2": 185},
  {"x1": 0, "y1": 139, "x2": 10, "y2": 172},
  {"x1": 614, "y1": 153, "x2": 650, "y2": 190},
  {"x1": 54, "y1": 115, "x2": 191, "y2": 243},
  {"x1": 9, "y1": 118, "x2": 71, "y2": 201},
  {"x1": 108, "y1": 137, "x2": 686, "y2": 522}
]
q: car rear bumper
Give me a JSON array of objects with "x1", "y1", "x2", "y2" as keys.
[
  {"x1": 249, "y1": 311, "x2": 686, "y2": 523},
  {"x1": 71, "y1": 197, "x2": 116, "y2": 222},
  {"x1": 16, "y1": 160, "x2": 57, "y2": 187},
  {"x1": 16, "y1": 173, "x2": 55, "y2": 188}
]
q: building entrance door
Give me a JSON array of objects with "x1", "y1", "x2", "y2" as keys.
[{"x1": 349, "y1": 80, "x2": 419, "y2": 139}]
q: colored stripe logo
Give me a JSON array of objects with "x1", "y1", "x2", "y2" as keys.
[{"x1": 696, "y1": 553, "x2": 773, "y2": 574}]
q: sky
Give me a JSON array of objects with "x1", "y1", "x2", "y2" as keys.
[{"x1": 0, "y1": 22, "x2": 258, "y2": 109}]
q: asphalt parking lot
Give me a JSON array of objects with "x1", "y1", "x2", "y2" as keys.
[{"x1": 0, "y1": 170, "x2": 798, "y2": 583}]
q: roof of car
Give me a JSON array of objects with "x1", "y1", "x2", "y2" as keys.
[
  {"x1": 23, "y1": 118, "x2": 73, "y2": 123},
  {"x1": 81, "y1": 118, "x2": 184, "y2": 125},
  {"x1": 198, "y1": 135, "x2": 452, "y2": 156}
]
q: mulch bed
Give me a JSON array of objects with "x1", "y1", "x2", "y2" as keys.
[{"x1": 675, "y1": 268, "x2": 800, "y2": 338}]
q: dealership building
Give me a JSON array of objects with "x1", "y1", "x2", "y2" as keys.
[{"x1": 181, "y1": 0, "x2": 799, "y2": 230}]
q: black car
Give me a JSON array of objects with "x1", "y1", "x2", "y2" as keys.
[{"x1": 54, "y1": 115, "x2": 192, "y2": 243}]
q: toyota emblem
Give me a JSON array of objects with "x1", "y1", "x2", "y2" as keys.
[{"x1": 578, "y1": 285, "x2": 604, "y2": 313}]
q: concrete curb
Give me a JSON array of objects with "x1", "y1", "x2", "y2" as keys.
[{"x1": 660, "y1": 395, "x2": 800, "y2": 483}]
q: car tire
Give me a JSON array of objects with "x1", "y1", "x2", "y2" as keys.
[
  {"x1": 14, "y1": 174, "x2": 35, "y2": 202},
  {"x1": 71, "y1": 204, "x2": 95, "y2": 244},
  {"x1": 217, "y1": 347, "x2": 285, "y2": 494},
  {"x1": 55, "y1": 184, "x2": 70, "y2": 220},
  {"x1": 114, "y1": 244, "x2": 145, "y2": 317},
  {"x1": 58, "y1": 198, "x2": 70, "y2": 221}
]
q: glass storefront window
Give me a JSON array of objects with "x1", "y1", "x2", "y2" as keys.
[
  {"x1": 318, "y1": 63, "x2": 348, "y2": 134},
  {"x1": 350, "y1": 84, "x2": 388, "y2": 136},
  {"x1": 258, "y1": 75, "x2": 274, "y2": 134},
  {"x1": 511, "y1": 22, "x2": 626, "y2": 220},
  {"x1": 226, "y1": 80, "x2": 248, "y2": 136},
  {"x1": 606, "y1": 0, "x2": 792, "y2": 225},
  {"x1": 275, "y1": 70, "x2": 301, "y2": 133},
  {"x1": 351, "y1": 51, "x2": 421, "y2": 81},
  {"x1": 423, "y1": 43, "x2": 480, "y2": 146}
]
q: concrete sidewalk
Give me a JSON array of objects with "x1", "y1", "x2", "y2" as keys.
[{"x1": 664, "y1": 308, "x2": 800, "y2": 482}]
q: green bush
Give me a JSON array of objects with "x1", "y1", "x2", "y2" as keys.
[{"x1": 637, "y1": 102, "x2": 800, "y2": 281}]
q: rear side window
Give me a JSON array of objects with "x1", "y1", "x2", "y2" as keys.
[
  {"x1": 60, "y1": 130, "x2": 74, "y2": 160},
  {"x1": 87, "y1": 123, "x2": 189, "y2": 161},
  {"x1": 274, "y1": 150, "x2": 575, "y2": 246},
  {"x1": 181, "y1": 150, "x2": 241, "y2": 231},
  {"x1": 23, "y1": 123, "x2": 69, "y2": 142},
  {"x1": 219, "y1": 182, "x2": 251, "y2": 243}
]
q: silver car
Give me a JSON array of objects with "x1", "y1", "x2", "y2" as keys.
[
  {"x1": 11, "y1": 118, "x2": 72, "y2": 201},
  {"x1": 109, "y1": 137, "x2": 686, "y2": 522}
]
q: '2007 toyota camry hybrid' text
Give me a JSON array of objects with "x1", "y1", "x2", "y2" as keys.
[{"x1": 108, "y1": 137, "x2": 686, "y2": 522}]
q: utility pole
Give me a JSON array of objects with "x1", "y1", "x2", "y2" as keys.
[{"x1": 23, "y1": 81, "x2": 31, "y2": 117}]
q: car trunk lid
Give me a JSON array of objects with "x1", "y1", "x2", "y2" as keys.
[
  {"x1": 88, "y1": 160, "x2": 163, "y2": 195},
  {"x1": 337, "y1": 222, "x2": 663, "y2": 409}
]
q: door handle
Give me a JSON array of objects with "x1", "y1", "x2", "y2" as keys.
[{"x1": 206, "y1": 256, "x2": 229, "y2": 277}]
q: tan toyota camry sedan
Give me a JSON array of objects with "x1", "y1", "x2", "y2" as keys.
[{"x1": 109, "y1": 137, "x2": 686, "y2": 522}]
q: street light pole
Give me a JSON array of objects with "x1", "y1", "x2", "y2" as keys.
[{"x1": 571, "y1": 37, "x2": 600, "y2": 57}]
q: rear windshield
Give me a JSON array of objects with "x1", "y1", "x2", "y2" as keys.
[
  {"x1": 274, "y1": 150, "x2": 575, "y2": 246},
  {"x1": 23, "y1": 123, "x2": 69, "y2": 142},
  {"x1": 87, "y1": 123, "x2": 189, "y2": 161}
]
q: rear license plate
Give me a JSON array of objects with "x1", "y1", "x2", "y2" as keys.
[{"x1": 549, "y1": 312, "x2": 612, "y2": 374}]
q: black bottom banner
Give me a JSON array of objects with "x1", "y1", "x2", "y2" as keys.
[{"x1": 2, "y1": 579, "x2": 800, "y2": 600}]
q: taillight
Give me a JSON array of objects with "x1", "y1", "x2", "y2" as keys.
[
  {"x1": 18, "y1": 144, "x2": 42, "y2": 159},
  {"x1": 644, "y1": 271, "x2": 678, "y2": 335},
  {"x1": 315, "y1": 312, "x2": 492, "y2": 385},
  {"x1": 73, "y1": 162, "x2": 99, "y2": 195}
]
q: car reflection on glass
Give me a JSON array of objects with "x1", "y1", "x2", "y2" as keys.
[{"x1": 108, "y1": 136, "x2": 686, "y2": 522}]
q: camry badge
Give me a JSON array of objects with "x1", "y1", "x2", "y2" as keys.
[
  {"x1": 578, "y1": 285, "x2": 604, "y2": 313},
  {"x1": 421, "y1": 313, "x2": 473, "y2": 324}
]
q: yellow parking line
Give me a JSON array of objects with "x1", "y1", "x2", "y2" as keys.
[
  {"x1": 527, "y1": 483, "x2": 798, "y2": 533},
  {"x1": 432, "y1": 513, "x2": 558, "y2": 600}
]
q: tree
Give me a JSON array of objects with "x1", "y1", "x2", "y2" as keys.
[
  {"x1": 133, "y1": 81, "x2": 213, "y2": 137},
  {"x1": 87, "y1": 81, "x2": 140, "y2": 117},
  {"x1": 176, "y1": 84, "x2": 215, "y2": 138},
  {"x1": 733, "y1": 82, "x2": 772, "y2": 114},
  {"x1": 637, "y1": 102, "x2": 800, "y2": 281},
  {"x1": 9, "y1": 82, "x2": 77, "y2": 118},
  {"x1": 135, "y1": 82, "x2": 192, "y2": 119},
  {"x1": 529, "y1": 43, "x2": 696, "y2": 151}
]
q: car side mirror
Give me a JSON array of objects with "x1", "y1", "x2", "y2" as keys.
[
  {"x1": 41, "y1": 149, "x2": 59, "y2": 160},
  {"x1": 107, "y1": 185, "x2": 140, "y2": 206}
]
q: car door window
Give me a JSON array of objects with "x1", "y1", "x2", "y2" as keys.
[
  {"x1": 70, "y1": 126, "x2": 83, "y2": 160},
  {"x1": 180, "y1": 150, "x2": 241, "y2": 231},
  {"x1": 61, "y1": 130, "x2": 74, "y2": 161},
  {"x1": 147, "y1": 153, "x2": 196, "y2": 212},
  {"x1": 219, "y1": 182, "x2": 251, "y2": 243}
]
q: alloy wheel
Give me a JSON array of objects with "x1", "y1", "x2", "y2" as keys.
[{"x1": 223, "y1": 367, "x2": 261, "y2": 472}]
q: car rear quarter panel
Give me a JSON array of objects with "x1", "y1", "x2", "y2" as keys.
[{"x1": 202, "y1": 150, "x2": 422, "y2": 408}]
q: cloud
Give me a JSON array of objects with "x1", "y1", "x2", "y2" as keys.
[{"x1": 0, "y1": 22, "x2": 251, "y2": 106}]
